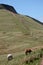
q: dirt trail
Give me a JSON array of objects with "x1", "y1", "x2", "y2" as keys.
[
  {"x1": 32, "y1": 46, "x2": 43, "y2": 51},
  {"x1": 7, "y1": 10, "x2": 17, "y2": 16},
  {"x1": 0, "y1": 45, "x2": 43, "y2": 55}
]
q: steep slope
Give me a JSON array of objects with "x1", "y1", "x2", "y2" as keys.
[
  {"x1": 0, "y1": 4, "x2": 43, "y2": 65},
  {"x1": 0, "y1": 9, "x2": 43, "y2": 53}
]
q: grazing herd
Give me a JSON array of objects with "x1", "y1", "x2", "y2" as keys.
[
  {"x1": 7, "y1": 48, "x2": 32, "y2": 61},
  {"x1": 7, "y1": 47, "x2": 43, "y2": 65}
]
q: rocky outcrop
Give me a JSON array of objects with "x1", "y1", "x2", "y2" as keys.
[{"x1": 0, "y1": 4, "x2": 17, "y2": 14}]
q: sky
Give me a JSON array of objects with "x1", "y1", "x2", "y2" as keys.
[{"x1": 0, "y1": 0, "x2": 43, "y2": 22}]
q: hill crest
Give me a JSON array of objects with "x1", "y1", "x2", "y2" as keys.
[
  {"x1": 0, "y1": 4, "x2": 17, "y2": 14},
  {"x1": 0, "y1": 4, "x2": 43, "y2": 25}
]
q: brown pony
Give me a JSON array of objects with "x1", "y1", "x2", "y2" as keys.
[{"x1": 25, "y1": 48, "x2": 32, "y2": 55}]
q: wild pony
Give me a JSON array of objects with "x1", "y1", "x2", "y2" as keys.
[
  {"x1": 7, "y1": 54, "x2": 13, "y2": 60},
  {"x1": 25, "y1": 48, "x2": 32, "y2": 55}
]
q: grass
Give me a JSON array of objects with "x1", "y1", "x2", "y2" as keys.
[
  {"x1": 0, "y1": 9, "x2": 43, "y2": 65},
  {"x1": 0, "y1": 49, "x2": 43, "y2": 65}
]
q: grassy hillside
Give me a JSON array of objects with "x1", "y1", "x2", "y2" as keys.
[{"x1": 0, "y1": 9, "x2": 43, "y2": 65}]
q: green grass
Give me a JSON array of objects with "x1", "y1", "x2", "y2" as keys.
[
  {"x1": 0, "y1": 9, "x2": 43, "y2": 65},
  {"x1": 0, "y1": 49, "x2": 43, "y2": 65}
]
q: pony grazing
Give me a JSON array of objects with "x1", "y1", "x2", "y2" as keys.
[
  {"x1": 25, "y1": 48, "x2": 32, "y2": 55},
  {"x1": 7, "y1": 54, "x2": 13, "y2": 61}
]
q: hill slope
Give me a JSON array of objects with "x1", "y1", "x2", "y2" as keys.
[
  {"x1": 0, "y1": 4, "x2": 43, "y2": 54},
  {"x1": 0, "y1": 4, "x2": 43, "y2": 65}
]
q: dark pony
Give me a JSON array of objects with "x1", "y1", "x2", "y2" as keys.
[{"x1": 25, "y1": 48, "x2": 32, "y2": 55}]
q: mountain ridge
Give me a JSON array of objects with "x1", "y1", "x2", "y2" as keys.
[{"x1": 26, "y1": 15, "x2": 43, "y2": 25}]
